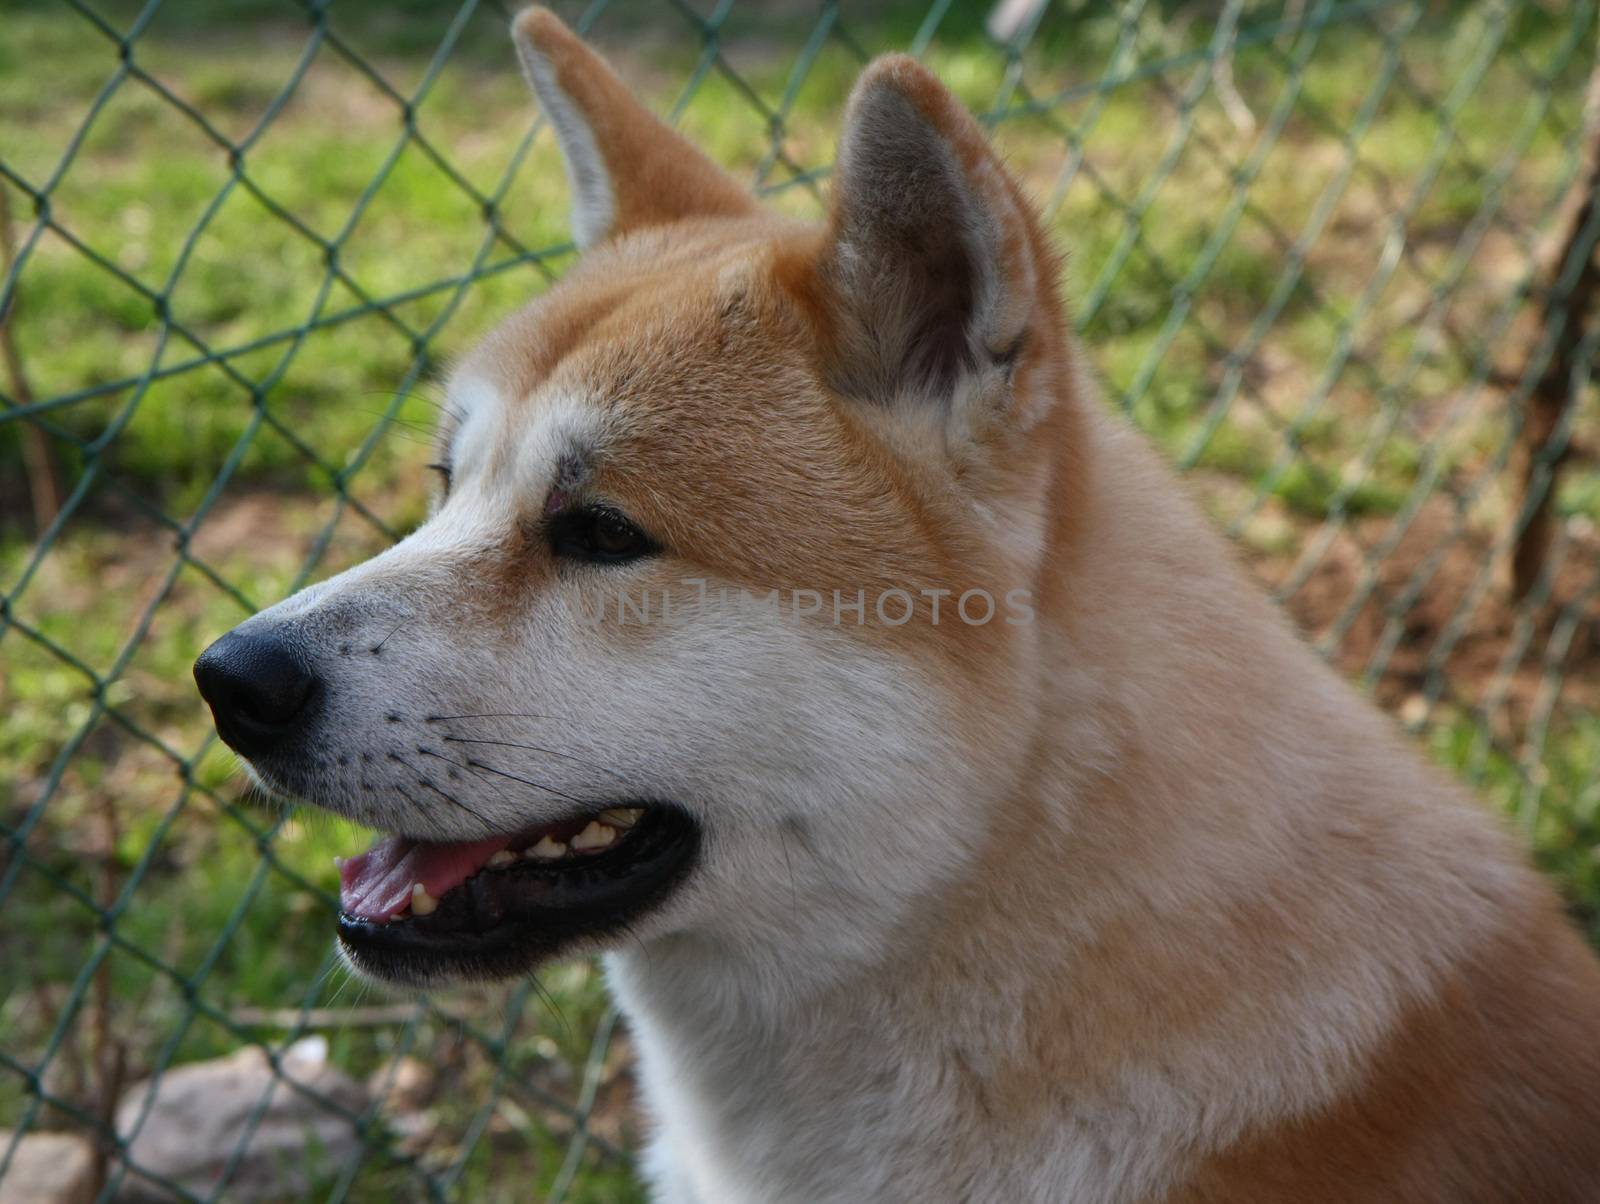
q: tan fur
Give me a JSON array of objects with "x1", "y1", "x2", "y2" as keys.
[
  {"x1": 512, "y1": 9, "x2": 755, "y2": 243},
  {"x1": 499, "y1": 18, "x2": 1600, "y2": 1195},
  {"x1": 248, "y1": 11, "x2": 1600, "y2": 1198},
  {"x1": 1177, "y1": 913, "x2": 1600, "y2": 1201}
]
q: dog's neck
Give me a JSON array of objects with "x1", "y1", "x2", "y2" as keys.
[{"x1": 605, "y1": 385, "x2": 1532, "y2": 1201}]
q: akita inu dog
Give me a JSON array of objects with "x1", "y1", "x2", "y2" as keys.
[{"x1": 194, "y1": 9, "x2": 1600, "y2": 1201}]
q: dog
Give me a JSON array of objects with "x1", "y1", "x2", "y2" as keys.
[{"x1": 193, "y1": 9, "x2": 1600, "y2": 1201}]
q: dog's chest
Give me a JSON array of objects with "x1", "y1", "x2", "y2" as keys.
[{"x1": 612, "y1": 968, "x2": 1187, "y2": 1204}]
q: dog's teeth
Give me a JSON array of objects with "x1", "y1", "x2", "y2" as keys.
[
  {"x1": 332, "y1": 856, "x2": 347, "y2": 870},
  {"x1": 526, "y1": 835, "x2": 567, "y2": 860},
  {"x1": 599, "y1": 807, "x2": 644, "y2": 829},
  {"x1": 571, "y1": 821, "x2": 617, "y2": 852},
  {"x1": 411, "y1": 883, "x2": 438, "y2": 916},
  {"x1": 486, "y1": 849, "x2": 517, "y2": 868}
]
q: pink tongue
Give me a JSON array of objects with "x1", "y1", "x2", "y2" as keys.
[{"x1": 339, "y1": 833, "x2": 509, "y2": 921}]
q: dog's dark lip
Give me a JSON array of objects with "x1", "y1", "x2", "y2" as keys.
[{"x1": 336, "y1": 804, "x2": 699, "y2": 985}]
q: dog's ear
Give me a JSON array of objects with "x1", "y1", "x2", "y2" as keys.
[
  {"x1": 816, "y1": 56, "x2": 1055, "y2": 425},
  {"x1": 511, "y1": 7, "x2": 758, "y2": 248}
]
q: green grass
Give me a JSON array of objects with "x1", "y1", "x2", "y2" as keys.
[{"x1": 2, "y1": 0, "x2": 1598, "y2": 1198}]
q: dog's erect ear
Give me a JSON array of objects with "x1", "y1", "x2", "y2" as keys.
[
  {"x1": 817, "y1": 56, "x2": 1051, "y2": 419},
  {"x1": 512, "y1": 7, "x2": 758, "y2": 248}
]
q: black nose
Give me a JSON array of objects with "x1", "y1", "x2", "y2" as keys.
[{"x1": 193, "y1": 629, "x2": 318, "y2": 759}]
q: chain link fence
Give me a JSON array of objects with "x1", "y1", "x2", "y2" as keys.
[{"x1": 2, "y1": 0, "x2": 1597, "y2": 1199}]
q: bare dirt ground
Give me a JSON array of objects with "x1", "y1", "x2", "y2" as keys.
[{"x1": 1252, "y1": 496, "x2": 1600, "y2": 733}]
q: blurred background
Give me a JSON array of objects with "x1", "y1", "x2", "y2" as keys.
[{"x1": 2, "y1": 0, "x2": 1597, "y2": 1199}]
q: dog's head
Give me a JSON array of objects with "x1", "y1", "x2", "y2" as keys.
[{"x1": 194, "y1": 8, "x2": 1081, "y2": 988}]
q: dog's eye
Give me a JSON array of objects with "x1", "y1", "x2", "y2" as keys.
[
  {"x1": 426, "y1": 461, "x2": 453, "y2": 494},
  {"x1": 552, "y1": 505, "x2": 657, "y2": 564}
]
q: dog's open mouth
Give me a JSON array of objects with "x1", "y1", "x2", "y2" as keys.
[{"x1": 335, "y1": 803, "x2": 699, "y2": 984}]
